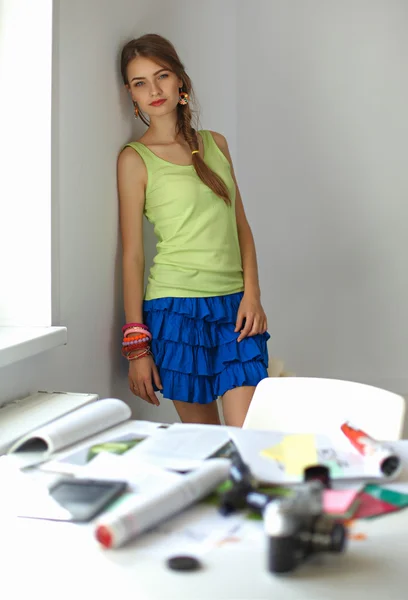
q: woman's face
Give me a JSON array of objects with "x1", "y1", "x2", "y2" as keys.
[{"x1": 126, "y1": 56, "x2": 182, "y2": 118}]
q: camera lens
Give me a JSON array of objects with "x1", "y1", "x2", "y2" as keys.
[
  {"x1": 307, "y1": 517, "x2": 347, "y2": 553},
  {"x1": 268, "y1": 535, "x2": 298, "y2": 573},
  {"x1": 328, "y1": 522, "x2": 347, "y2": 553}
]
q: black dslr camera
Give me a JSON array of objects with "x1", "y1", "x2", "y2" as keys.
[
  {"x1": 264, "y1": 479, "x2": 347, "y2": 573},
  {"x1": 219, "y1": 453, "x2": 347, "y2": 574}
]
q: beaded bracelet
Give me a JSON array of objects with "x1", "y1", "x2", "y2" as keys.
[
  {"x1": 122, "y1": 339, "x2": 150, "y2": 349},
  {"x1": 123, "y1": 340, "x2": 150, "y2": 347},
  {"x1": 122, "y1": 333, "x2": 151, "y2": 342},
  {"x1": 122, "y1": 340, "x2": 150, "y2": 348},
  {"x1": 121, "y1": 321, "x2": 152, "y2": 360},
  {"x1": 123, "y1": 332, "x2": 151, "y2": 341}
]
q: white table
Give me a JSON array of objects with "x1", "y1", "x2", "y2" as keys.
[
  {"x1": 2, "y1": 431, "x2": 408, "y2": 600},
  {"x1": 1, "y1": 494, "x2": 408, "y2": 600}
]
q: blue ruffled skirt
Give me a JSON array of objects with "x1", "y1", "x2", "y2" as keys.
[{"x1": 143, "y1": 291, "x2": 270, "y2": 404}]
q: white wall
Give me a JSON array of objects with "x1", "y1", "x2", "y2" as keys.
[
  {"x1": 236, "y1": 0, "x2": 408, "y2": 396},
  {"x1": 0, "y1": 0, "x2": 236, "y2": 425}
]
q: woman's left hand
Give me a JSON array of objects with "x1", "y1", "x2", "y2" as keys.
[{"x1": 235, "y1": 293, "x2": 268, "y2": 342}]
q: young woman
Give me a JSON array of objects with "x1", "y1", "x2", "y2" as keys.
[{"x1": 118, "y1": 33, "x2": 269, "y2": 427}]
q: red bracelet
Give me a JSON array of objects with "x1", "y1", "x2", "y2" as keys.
[
  {"x1": 127, "y1": 348, "x2": 152, "y2": 361},
  {"x1": 122, "y1": 322, "x2": 149, "y2": 333},
  {"x1": 122, "y1": 341, "x2": 150, "y2": 358}
]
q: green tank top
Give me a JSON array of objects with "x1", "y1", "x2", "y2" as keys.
[{"x1": 125, "y1": 130, "x2": 244, "y2": 300}]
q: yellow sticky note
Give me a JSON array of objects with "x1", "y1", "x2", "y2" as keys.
[
  {"x1": 261, "y1": 442, "x2": 285, "y2": 463},
  {"x1": 260, "y1": 442, "x2": 286, "y2": 473},
  {"x1": 260, "y1": 434, "x2": 317, "y2": 477}
]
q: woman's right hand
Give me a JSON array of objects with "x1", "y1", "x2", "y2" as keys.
[{"x1": 128, "y1": 355, "x2": 163, "y2": 406}]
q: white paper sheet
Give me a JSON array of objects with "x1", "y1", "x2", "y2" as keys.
[
  {"x1": 40, "y1": 421, "x2": 167, "y2": 475},
  {"x1": 133, "y1": 503, "x2": 256, "y2": 558},
  {"x1": 78, "y1": 451, "x2": 183, "y2": 494},
  {"x1": 125, "y1": 423, "x2": 231, "y2": 471},
  {"x1": 230, "y1": 429, "x2": 406, "y2": 484},
  {"x1": 0, "y1": 457, "x2": 70, "y2": 520}
]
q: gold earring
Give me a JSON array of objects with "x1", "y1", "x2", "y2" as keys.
[
  {"x1": 133, "y1": 102, "x2": 139, "y2": 119},
  {"x1": 178, "y1": 90, "x2": 189, "y2": 105}
]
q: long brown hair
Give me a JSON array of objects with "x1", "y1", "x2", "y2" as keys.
[{"x1": 120, "y1": 34, "x2": 230, "y2": 205}]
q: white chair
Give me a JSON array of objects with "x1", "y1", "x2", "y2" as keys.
[{"x1": 243, "y1": 377, "x2": 406, "y2": 440}]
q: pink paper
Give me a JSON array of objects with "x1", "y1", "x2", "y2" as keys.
[{"x1": 323, "y1": 489, "x2": 360, "y2": 515}]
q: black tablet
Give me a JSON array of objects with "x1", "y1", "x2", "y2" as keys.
[{"x1": 48, "y1": 477, "x2": 127, "y2": 522}]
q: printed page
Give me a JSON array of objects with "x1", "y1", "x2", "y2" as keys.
[
  {"x1": 78, "y1": 451, "x2": 183, "y2": 494},
  {"x1": 124, "y1": 423, "x2": 231, "y2": 470},
  {"x1": 40, "y1": 420, "x2": 169, "y2": 475},
  {"x1": 7, "y1": 398, "x2": 131, "y2": 460}
]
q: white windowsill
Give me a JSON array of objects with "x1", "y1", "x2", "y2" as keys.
[{"x1": 0, "y1": 326, "x2": 67, "y2": 368}]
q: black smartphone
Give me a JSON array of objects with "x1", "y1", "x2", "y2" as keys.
[{"x1": 48, "y1": 477, "x2": 128, "y2": 522}]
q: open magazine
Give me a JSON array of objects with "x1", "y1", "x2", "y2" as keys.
[
  {"x1": 6, "y1": 398, "x2": 136, "y2": 467},
  {"x1": 41, "y1": 422, "x2": 232, "y2": 475},
  {"x1": 0, "y1": 391, "x2": 98, "y2": 455}
]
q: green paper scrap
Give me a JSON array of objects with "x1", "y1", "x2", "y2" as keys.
[
  {"x1": 323, "y1": 459, "x2": 345, "y2": 478},
  {"x1": 364, "y1": 485, "x2": 408, "y2": 508}
]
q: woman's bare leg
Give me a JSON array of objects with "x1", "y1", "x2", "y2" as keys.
[
  {"x1": 221, "y1": 386, "x2": 255, "y2": 427},
  {"x1": 172, "y1": 399, "x2": 221, "y2": 425}
]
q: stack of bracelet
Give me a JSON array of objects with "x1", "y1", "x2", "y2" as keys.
[{"x1": 121, "y1": 322, "x2": 152, "y2": 361}]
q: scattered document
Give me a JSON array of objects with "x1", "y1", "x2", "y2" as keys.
[
  {"x1": 125, "y1": 423, "x2": 231, "y2": 471},
  {"x1": 133, "y1": 503, "x2": 257, "y2": 559},
  {"x1": 40, "y1": 421, "x2": 167, "y2": 475},
  {"x1": 0, "y1": 457, "x2": 69, "y2": 520},
  {"x1": 230, "y1": 429, "x2": 405, "y2": 484},
  {"x1": 78, "y1": 451, "x2": 183, "y2": 494}
]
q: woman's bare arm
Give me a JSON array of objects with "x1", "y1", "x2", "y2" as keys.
[
  {"x1": 117, "y1": 146, "x2": 147, "y2": 324},
  {"x1": 210, "y1": 131, "x2": 267, "y2": 339},
  {"x1": 117, "y1": 147, "x2": 162, "y2": 405}
]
